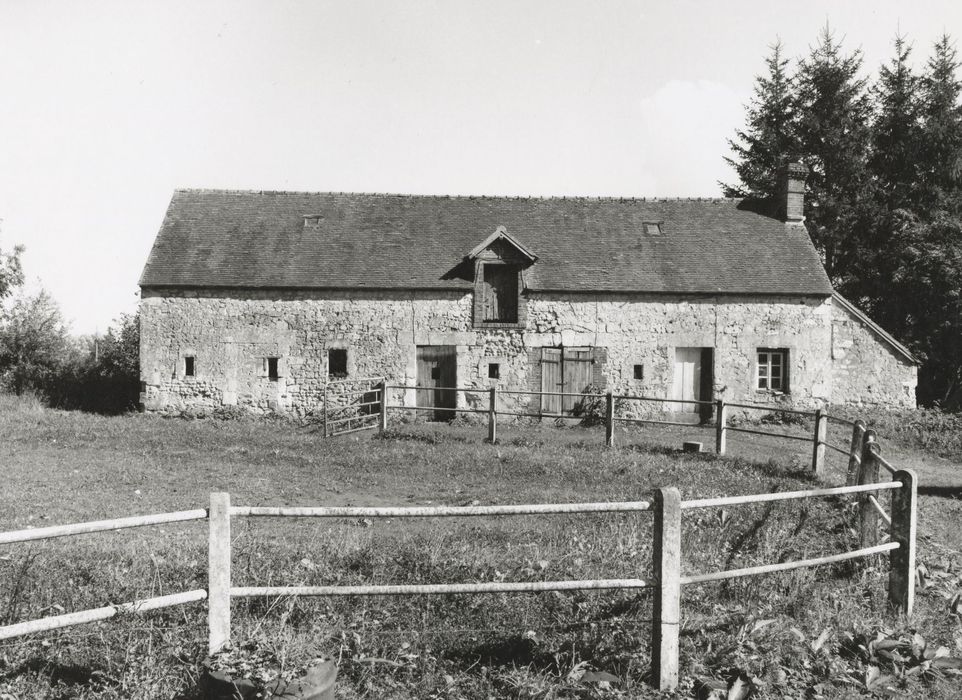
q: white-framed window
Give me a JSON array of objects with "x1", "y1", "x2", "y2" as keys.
[{"x1": 757, "y1": 349, "x2": 788, "y2": 392}]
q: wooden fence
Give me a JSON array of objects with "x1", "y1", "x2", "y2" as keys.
[
  {"x1": 0, "y1": 430, "x2": 916, "y2": 691},
  {"x1": 369, "y1": 382, "x2": 864, "y2": 477}
]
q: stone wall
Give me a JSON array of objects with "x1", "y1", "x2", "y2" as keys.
[
  {"x1": 139, "y1": 287, "x2": 914, "y2": 415},
  {"x1": 831, "y1": 300, "x2": 917, "y2": 408}
]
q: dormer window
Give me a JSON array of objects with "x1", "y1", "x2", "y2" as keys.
[
  {"x1": 466, "y1": 225, "x2": 536, "y2": 329},
  {"x1": 481, "y1": 264, "x2": 519, "y2": 323},
  {"x1": 643, "y1": 221, "x2": 663, "y2": 235}
]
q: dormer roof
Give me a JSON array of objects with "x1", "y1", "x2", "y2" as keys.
[{"x1": 466, "y1": 225, "x2": 538, "y2": 262}]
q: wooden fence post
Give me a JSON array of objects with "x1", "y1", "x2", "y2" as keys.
[
  {"x1": 858, "y1": 430, "x2": 881, "y2": 549},
  {"x1": 652, "y1": 487, "x2": 681, "y2": 691},
  {"x1": 715, "y1": 399, "x2": 727, "y2": 456},
  {"x1": 889, "y1": 468, "x2": 917, "y2": 616},
  {"x1": 322, "y1": 382, "x2": 328, "y2": 438},
  {"x1": 488, "y1": 386, "x2": 498, "y2": 444},
  {"x1": 605, "y1": 392, "x2": 615, "y2": 448},
  {"x1": 811, "y1": 408, "x2": 826, "y2": 475},
  {"x1": 208, "y1": 492, "x2": 231, "y2": 656},
  {"x1": 845, "y1": 419, "x2": 866, "y2": 485},
  {"x1": 379, "y1": 380, "x2": 388, "y2": 434}
]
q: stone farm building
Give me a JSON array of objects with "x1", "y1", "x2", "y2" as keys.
[{"x1": 138, "y1": 165, "x2": 918, "y2": 418}]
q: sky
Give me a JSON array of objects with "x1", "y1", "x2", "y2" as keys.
[{"x1": 1, "y1": 0, "x2": 960, "y2": 335}]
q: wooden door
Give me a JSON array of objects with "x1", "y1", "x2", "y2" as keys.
[
  {"x1": 562, "y1": 348, "x2": 593, "y2": 414},
  {"x1": 540, "y1": 347, "x2": 595, "y2": 416},
  {"x1": 672, "y1": 347, "x2": 702, "y2": 413},
  {"x1": 540, "y1": 348, "x2": 563, "y2": 415},
  {"x1": 416, "y1": 346, "x2": 457, "y2": 421}
]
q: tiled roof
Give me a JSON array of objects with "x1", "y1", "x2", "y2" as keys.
[{"x1": 139, "y1": 190, "x2": 833, "y2": 295}]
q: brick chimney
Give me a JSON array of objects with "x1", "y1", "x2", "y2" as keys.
[{"x1": 779, "y1": 161, "x2": 807, "y2": 223}]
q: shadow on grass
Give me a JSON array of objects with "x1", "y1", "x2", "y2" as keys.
[
  {"x1": 0, "y1": 656, "x2": 115, "y2": 690},
  {"x1": 444, "y1": 634, "x2": 550, "y2": 669},
  {"x1": 918, "y1": 485, "x2": 962, "y2": 499}
]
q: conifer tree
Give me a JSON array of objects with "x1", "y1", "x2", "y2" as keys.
[
  {"x1": 722, "y1": 40, "x2": 796, "y2": 199},
  {"x1": 870, "y1": 36, "x2": 921, "y2": 211},
  {"x1": 917, "y1": 34, "x2": 962, "y2": 213},
  {"x1": 792, "y1": 26, "x2": 875, "y2": 285}
]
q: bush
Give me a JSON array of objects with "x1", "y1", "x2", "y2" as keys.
[
  {"x1": 31, "y1": 313, "x2": 139, "y2": 414},
  {"x1": 571, "y1": 384, "x2": 630, "y2": 426}
]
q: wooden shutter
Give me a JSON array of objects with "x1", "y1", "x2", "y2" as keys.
[{"x1": 482, "y1": 265, "x2": 518, "y2": 323}]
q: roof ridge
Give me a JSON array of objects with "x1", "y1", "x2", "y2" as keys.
[{"x1": 172, "y1": 188, "x2": 742, "y2": 204}]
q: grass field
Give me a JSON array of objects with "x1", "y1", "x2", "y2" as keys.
[{"x1": 0, "y1": 398, "x2": 960, "y2": 699}]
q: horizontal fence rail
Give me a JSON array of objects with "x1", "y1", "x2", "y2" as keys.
[
  {"x1": 722, "y1": 402, "x2": 814, "y2": 416},
  {"x1": 619, "y1": 395, "x2": 715, "y2": 406},
  {"x1": 325, "y1": 376, "x2": 384, "y2": 386},
  {"x1": 725, "y1": 426, "x2": 812, "y2": 442},
  {"x1": 0, "y1": 590, "x2": 208, "y2": 641},
  {"x1": 680, "y1": 481, "x2": 902, "y2": 510},
  {"x1": 386, "y1": 384, "x2": 488, "y2": 394},
  {"x1": 232, "y1": 501, "x2": 652, "y2": 518},
  {"x1": 232, "y1": 579, "x2": 651, "y2": 598},
  {"x1": 681, "y1": 542, "x2": 900, "y2": 586},
  {"x1": 0, "y1": 509, "x2": 209, "y2": 546}
]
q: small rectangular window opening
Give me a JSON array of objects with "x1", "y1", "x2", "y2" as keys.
[
  {"x1": 488, "y1": 363, "x2": 500, "y2": 379},
  {"x1": 267, "y1": 357, "x2": 279, "y2": 381},
  {"x1": 184, "y1": 356, "x2": 195, "y2": 377},
  {"x1": 328, "y1": 348, "x2": 348, "y2": 378},
  {"x1": 633, "y1": 364, "x2": 644, "y2": 380},
  {"x1": 643, "y1": 221, "x2": 663, "y2": 236}
]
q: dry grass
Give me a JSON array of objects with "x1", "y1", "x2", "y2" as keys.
[{"x1": 0, "y1": 399, "x2": 960, "y2": 698}]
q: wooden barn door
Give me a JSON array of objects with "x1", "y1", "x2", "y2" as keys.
[
  {"x1": 540, "y1": 348, "x2": 563, "y2": 415},
  {"x1": 417, "y1": 346, "x2": 457, "y2": 421},
  {"x1": 562, "y1": 348, "x2": 593, "y2": 414},
  {"x1": 540, "y1": 347, "x2": 594, "y2": 416}
]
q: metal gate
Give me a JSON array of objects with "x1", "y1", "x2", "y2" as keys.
[{"x1": 322, "y1": 377, "x2": 384, "y2": 437}]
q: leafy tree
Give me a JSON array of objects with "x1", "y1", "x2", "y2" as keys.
[
  {"x1": 793, "y1": 27, "x2": 876, "y2": 286},
  {"x1": 0, "y1": 234, "x2": 24, "y2": 301},
  {"x1": 97, "y1": 312, "x2": 139, "y2": 380},
  {"x1": 723, "y1": 40, "x2": 797, "y2": 200},
  {"x1": 0, "y1": 289, "x2": 70, "y2": 395}
]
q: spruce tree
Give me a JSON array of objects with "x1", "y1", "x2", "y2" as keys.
[
  {"x1": 917, "y1": 34, "x2": 962, "y2": 213},
  {"x1": 870, "y1": 36, "x2": 921, "y2": 211},
  {"x1": 792, "y1": 26, "x2": 875, "y2": 285},
  {"x1": 722, "y1": 40, "x2": 796, "y2": 199}
]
